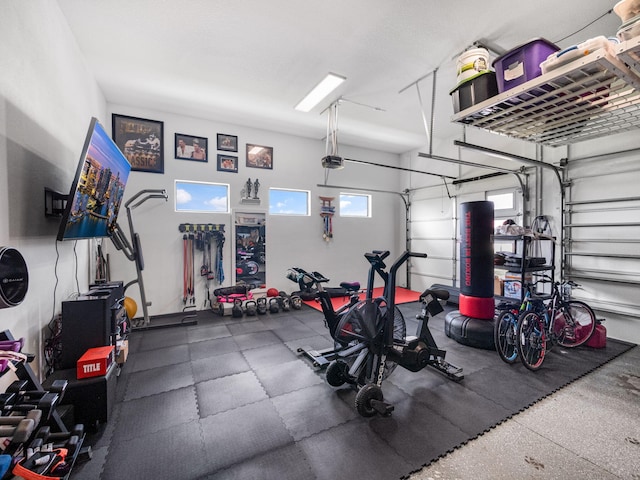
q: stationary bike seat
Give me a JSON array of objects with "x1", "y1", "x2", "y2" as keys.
[{"x1": 340, "y1": 282, "x2": 360, "y2": 292}]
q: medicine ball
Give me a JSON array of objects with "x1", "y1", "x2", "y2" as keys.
[{"x1": 123, "y1": 296, "x2": 137, "y2": 320}]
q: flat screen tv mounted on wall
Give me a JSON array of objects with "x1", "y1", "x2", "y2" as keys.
[{"x1": 56, "y1": 117, "x2": 132, "y2": 241}]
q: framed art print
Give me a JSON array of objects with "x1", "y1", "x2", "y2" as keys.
[
  {"x1": 246, "y1": 144, "x2": 273, "y2": 169},
  {"x1": 112, "y1": 114, "x2": 164, "y2": 173},
  {"x1": 175, "y1": 133, "x2": 208, "y2": 162},
  {"x1": 217, "y1": 133, "x2": 238, "y2": 152},
  {"x1": 217, "y1": 154, "x2": 238, "y2": 173}
]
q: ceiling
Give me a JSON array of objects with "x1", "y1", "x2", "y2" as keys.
[{"x1": 56, "y1": 0, "x2": 621, "y2": 155}]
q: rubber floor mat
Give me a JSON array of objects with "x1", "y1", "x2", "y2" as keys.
[{"x1": 77, "y1": 305, "x2": 635, "y2": 480}]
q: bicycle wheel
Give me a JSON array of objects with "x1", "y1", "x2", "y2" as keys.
[
  {"x1": 556, "y1": 300, "x2": 596, "y2": 347},
  {"x1": 517, "y1": 311, "x2": 546, "y2": 371},
  {"x1": 494, "y1": 310, "x2": 519, "y2": 364}
]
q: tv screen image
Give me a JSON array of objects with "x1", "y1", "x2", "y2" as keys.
[{"x1": 57, "y1": 117, "x2": 131, "y2": 241}]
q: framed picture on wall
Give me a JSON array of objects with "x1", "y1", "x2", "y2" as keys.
[
  {"x1": 112, "y1": 114, "x2": 164, "y2": 173},
  {"x1": 175, "y1": 133, "x2": 208, "y2": 162},
  {"x1": 217, "y1": 154, "x2": 238, "y2": 173},
  {"x1": 246, "y1": 144, "x2": 273, "y2": 169},
  {"x1": 217, "y1": 133, "x2": 238, "y2": 152}
]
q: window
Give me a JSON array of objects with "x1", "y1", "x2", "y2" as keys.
[
  {"x1": 487, "y1": 188, "x2": 520, "y2": 229},
  {"x1": 340, "y1": 193, "x2": 371, "y2": 217},
  {"x1": 487, "y1": 192, "x2": 514, "y2": 211},
  {"x1": 175, "y1": 180, "x2": 229, "y2": 213},
  {"x1": 269, "y1": 188, "x2": 310, "y2": 215}
]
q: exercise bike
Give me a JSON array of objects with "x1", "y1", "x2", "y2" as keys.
[
  {"x1": 326, "y1": 250, "x2": 464, "y2": 417},
  {"x1": 286, "y1": 267, "x2": 362, "y2": 368}
]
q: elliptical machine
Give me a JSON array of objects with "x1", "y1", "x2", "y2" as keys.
[{"x1": 326, "y1": 250, "x2": 464, "y2": 417}]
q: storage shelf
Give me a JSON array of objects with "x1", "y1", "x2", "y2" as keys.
[{"x1": 451, "y1": 37, "x2": 640, "y2": 147}]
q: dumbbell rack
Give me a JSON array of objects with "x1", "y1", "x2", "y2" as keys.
[{"x1": 0, "y1": 329, "x2": 87, "y2": 479}]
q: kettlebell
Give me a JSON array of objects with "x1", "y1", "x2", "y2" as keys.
[
  {"x1": 232, "y1": 298, "x2": 244, "y2": 318},
  {"x1": 276, "y1": 296, "x2": 291, "y2": 312},
  {"x1": 290, "y1": 295, "x2": 302, "y2": 310},
  {"x1": 245, "y1": 300, "x2": 257, "y2": 316},
  {"x1": 212, "y1": 301, "x2": 224, "y2": 316},
  {"x1": 257, "y1": 297, "x2": 268, "y2": 315},
  {"x1": 269, "y1": 297, "x2": 280, "y2": 313}
]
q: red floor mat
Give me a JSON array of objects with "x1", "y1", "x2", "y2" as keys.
[{"x1": 301, "y1": 286, "x2": 422, "y2": 312}]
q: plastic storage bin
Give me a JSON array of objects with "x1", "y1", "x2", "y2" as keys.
[
  {"x1": 540, "y1": 36, "x2": 616, "y2": 74},
  {"x1": 492, "y1": 38, "x2": 559, "y2": 93},
  {"x1": 617, "y1": 14, "x2": 640, "y2": 41},
  {"x1": 450, "y1": 71, "x2": 498, "y2": 113},
  {"x1": 614, "y1": 0, "x2": 640, "y2": 22}
]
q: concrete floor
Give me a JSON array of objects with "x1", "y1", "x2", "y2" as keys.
[{"x1": 409, "y1": 345, "x2": 640, "y2": 480}]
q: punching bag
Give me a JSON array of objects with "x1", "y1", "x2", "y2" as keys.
[{"x1": 459, "y1": 201, "x2": 494, "y2": 319}]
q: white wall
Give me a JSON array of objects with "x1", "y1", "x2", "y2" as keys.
[
  {"x1": 0, "y1": 1, "x2": 106, "y2": 380},
  {"x1": 104, "y1": 105, "x2": 403, "y2": 318}
]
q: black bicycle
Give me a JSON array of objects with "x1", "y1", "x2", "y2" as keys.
[
  {"x1": 517, "y1": 277, "x2": 596, "y2": 371},
  {"x1": 495, "y1": 276, "x2": 596, "y2": 370}
]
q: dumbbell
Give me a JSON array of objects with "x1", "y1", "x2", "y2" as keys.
[
  {"x1": 0, "y1": 410, "x2": 41, "y2": 439},
  {"x1": 6, "y1": 379, "x2": 67, "y2": 400},
  {"x1": 0, "y1": 416, "x2": 38, "y2": 456},
  {"x1": 35, "y1": 424, "x2": 84, "y2": 444},
  {"x1": 35, "y1": 426, "x2": 83, "y2": 457},
  {"x1": 0, "y1": 408, "x2": 42, "y2": 428},
  {"x1": 2, "y1": 392, "x2": 60, "y2": 420}
]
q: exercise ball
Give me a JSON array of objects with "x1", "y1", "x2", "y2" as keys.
[
  {"x1": 267, "y1": 288, "x2": 279, "y2": 297},
  {"x1": 123, "y1": 296, "x2": 137, "y2": 320}
]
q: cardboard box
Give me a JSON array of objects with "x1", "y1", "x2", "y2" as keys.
[
  {"x1": 494, "y1": 275, "x2": 503, "y2": 296},
  {"x1": 116, "y1": 339, "x2": 129, "y2": 365},
  {"x1": 77, "y1": 346, "x2": 114, "y2": 379}
]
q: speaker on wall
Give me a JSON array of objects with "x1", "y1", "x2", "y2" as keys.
[{"x1": 0, "y1": 246, "x2": 29, "y2": 309}]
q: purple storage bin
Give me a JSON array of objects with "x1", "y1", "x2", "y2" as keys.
[{"x1": 492, "y1": 38, "x2": 559, "y2": 93}]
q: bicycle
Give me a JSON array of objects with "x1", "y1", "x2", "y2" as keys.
[
  {"x1": 494, "y1": 301, "x2": 522, "y2": 364},
  {"x1": 515, "y1": 276, "x2": 596, "y2": 371},
  {"x1": 494, "y1": 281, "x2": 544, "y2": 364}
]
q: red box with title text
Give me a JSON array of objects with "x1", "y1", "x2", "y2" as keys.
[{"x1": 77, "y1": 346, "x2": 114, "y2": 379}]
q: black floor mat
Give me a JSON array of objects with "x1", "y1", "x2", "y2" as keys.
[{"x1": 74, "y1": 304, "x2": 636, "y2": 480}]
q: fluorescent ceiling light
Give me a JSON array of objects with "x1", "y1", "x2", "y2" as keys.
[{"x1": 295, "y1": 73, "x2": 346, "y2": 112}]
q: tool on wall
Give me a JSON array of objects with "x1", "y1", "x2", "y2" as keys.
[
  {"x1": 178, "y1": 224, "x2": 226, "y2": 308},
  {"x1": 182, "y1": 234, "x2": 195, "y2": 305},
  {"x1": 320, "y1": 196, "x2": 335, "y2": 241}
]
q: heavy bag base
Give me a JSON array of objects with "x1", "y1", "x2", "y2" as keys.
[{"x1": 444, "y1": 310, "x2": 495, "y2": 350}]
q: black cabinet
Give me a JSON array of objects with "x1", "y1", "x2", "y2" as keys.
[
  {"x1": 43, "y1": 362, "x2": 117, "y2": 429},
  {"x1": 60, "y1": 282, "x2": 123, "y2": 369}
]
